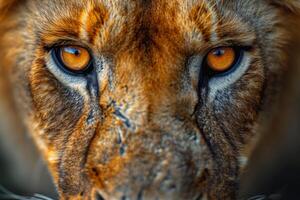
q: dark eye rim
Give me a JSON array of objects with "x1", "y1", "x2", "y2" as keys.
[
  {"x1": 51, "y1": 46, "x2": 94, "y2": 76},
  {"x1": 203, "y1": 46, "x2": 244, "y2": 77}
]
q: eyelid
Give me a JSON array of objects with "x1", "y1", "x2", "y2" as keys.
[
  {"x1": 205, "y1": 44, "x2": 252, "y2": 55},
  {"x1": 43, "y1": 39, "x2": 92, "y2": 53},
  {"x1": 208, "y1": 35, "x2": 254, "y2": 49}
]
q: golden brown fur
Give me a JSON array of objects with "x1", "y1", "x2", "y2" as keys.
[{"x1": 0, "y1": 0, "x2": 299, "y2": 199}]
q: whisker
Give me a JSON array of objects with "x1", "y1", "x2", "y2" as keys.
[
  {"x1": 32, "y1": 194, "x2": 54, "y2": 200},
  {"x1": 247, "y1": 195, "x2": 267, "y2": 200}
]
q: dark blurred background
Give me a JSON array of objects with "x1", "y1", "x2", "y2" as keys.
[
  {"x1": 0, "y1": 100, "x2": 58, "y2": 199},
  {"x1": 239, "y1": 13, "x2": 300, "y2": 200}
]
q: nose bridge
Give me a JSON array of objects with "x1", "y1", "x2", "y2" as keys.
[
  {"x1": 106, "y1": 60, "x2": 195, "y2": 134},
  {"x1": 91, "y1": 48, "x2": 202, "y2": 172},
  {"x1": 99, "y1": 45, "x2": 184, "y2": 123}
]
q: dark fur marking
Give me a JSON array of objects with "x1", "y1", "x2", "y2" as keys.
[{"x1": 212, "y1": 107, "x2": 238, "y2": 152}]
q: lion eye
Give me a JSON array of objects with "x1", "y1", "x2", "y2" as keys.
[
  {"x1": 205, "y1": 47, "x2": 241, "y2": 74},
  {"x1": 53, "y1": 46, "x2": 92, "y2": 73}
]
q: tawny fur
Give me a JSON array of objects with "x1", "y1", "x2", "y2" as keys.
[{"x1": 0, "y1": 0, "x2": 299, "y2": 199}]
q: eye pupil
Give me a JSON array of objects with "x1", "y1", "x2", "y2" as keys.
[
  {"x1": 64, "y1": 47, "x2": 80, "y2": 56},
  {"x1": 213, "y1": 49, "x2": 225, "y2": 57},
  {"x1": 74, "y1": 50, "x2": 80, "y2": 56}
]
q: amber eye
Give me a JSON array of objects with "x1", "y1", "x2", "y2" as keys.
[
  {"x1": 206, "y1": 47, "x2": 238, "y2": 73},
  {"x1": 58, "y1": 46, "x2": 92, "y2": 72}
]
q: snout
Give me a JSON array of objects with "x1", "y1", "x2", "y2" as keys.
[
  {"x1": 88, "y1": 128, "x2": 205, "y2": 200},
  {"x1": 84, "y1": 62, "x2": 205, "y2": 199}
]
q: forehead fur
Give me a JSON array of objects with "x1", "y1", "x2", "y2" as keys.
[{"x1": 22, "y1": 0, "x2": 277, "y2": 50}]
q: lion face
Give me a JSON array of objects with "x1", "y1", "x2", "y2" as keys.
[{"x1": 0, "y1": 0, "x2": 290, "y2": 199}]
